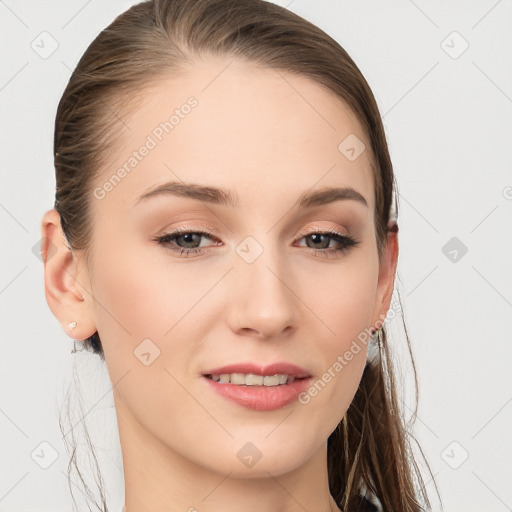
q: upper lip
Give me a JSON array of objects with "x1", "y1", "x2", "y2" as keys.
[{"x1": 202, "y1": 362, "x2": 312, "y2": 379}]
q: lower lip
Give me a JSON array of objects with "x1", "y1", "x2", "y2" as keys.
[{"x1": 201, "y1": 375, "x2": 312, "y2": 411}]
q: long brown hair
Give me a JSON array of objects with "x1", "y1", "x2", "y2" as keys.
[{"x1": 54, "y1": 1, "x2": 440, "y2": 510}]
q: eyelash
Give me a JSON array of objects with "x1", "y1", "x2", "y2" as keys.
[{"x1": 153, "y1": 226, "x2": 359, "y2": 258}]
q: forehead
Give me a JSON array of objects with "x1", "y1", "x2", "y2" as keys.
[{"x1": 93, "y1": 56, "x2": 375, "y2": 213}]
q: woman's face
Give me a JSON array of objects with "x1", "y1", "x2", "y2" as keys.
[{"x1": 76, "y1": 56, "x2": 396, "y2": 478}]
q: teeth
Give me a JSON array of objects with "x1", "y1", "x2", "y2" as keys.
[{"x1": 209, "y1": 373, "x2": 296, "y2": 386}]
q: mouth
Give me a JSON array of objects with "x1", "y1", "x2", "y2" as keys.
[
  {"x1": 201, "y1": 372, "x2": 313, "y2": 411},
  {"x1": 203, "y1": 373, "x2": 309, "y2": 386},
  {"x1": 201, "y1": 362, "x2": 312, "y2": 384}
]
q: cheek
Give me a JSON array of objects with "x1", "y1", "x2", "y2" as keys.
[
  {"x1": 90, "y1": 231, "x2": 205, "y2": 345},
  {"x1": 88, "y1": 235, "x2": 198, "y2": 396},
  {"x1": 295, "y1": 250, "x2": 378, "y2": 423},
  {"x1": 300, "y1": 249, "x2": 378, "y2": 349},
  {"x1": 88, "y1": 240, "x2": 207, "y2": 442}
]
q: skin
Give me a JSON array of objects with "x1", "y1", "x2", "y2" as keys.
[{"x1": 41, "y1": 56, "x2": 398, "y2": 512}]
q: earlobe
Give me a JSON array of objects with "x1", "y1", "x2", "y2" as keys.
[{"x1": 40, "y1": 209, "x2": 97, "y2": 341}]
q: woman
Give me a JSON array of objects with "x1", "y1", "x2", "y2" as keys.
[{"x1": 40, "y1": 0, "x2": 438, "y2": 510}]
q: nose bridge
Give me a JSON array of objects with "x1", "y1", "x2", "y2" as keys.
[{"x1": 227, "y1": 233, "x2": 299, "y2": 337}]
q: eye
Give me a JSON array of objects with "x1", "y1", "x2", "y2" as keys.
[
  {"x1": 153, "y1": 227, "x2": 359, "y2": 258},
  {"x1": 295, "y1": 229, "x2": 359, "y2": 258},
  {"x1": 153, "y1": 226, "x2": 220, "y2": 257}
]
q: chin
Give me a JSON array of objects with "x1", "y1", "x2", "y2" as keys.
[{"x1": 208, "y1": 440, "x2": 313, "y2": 479}]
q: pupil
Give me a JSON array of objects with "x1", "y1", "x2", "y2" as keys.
[
  {"x1": 310, "y1": 233, "x2": 327, "y2": 248},
  {"x1": 181, "y1": 233, "x2": 198, "y2": 247}
]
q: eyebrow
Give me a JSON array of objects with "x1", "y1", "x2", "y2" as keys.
[{"x1": 134, "y1": 181, "x2": 368, "y2": 209}]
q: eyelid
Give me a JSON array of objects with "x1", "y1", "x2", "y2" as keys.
[
  {"x1": 156, "y1": 224, "x2": 218, "y2": 237},
  {"x1": 298, "y1": 224, "x2": 349, "y2": 237},
  {"x1": 157, "y1": 223, "x2": 350, "y2": 242}
]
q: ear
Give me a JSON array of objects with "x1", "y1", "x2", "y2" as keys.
[
  {"x1": 40, "y1": 209, "x2": 97, "y2": 341},
  {"x1": 371, "y1": 222, "x2": 399, "y2": 330}
]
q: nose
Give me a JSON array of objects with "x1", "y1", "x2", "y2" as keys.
[{"x1": 226, "y1": 245, "x2": 300, "y2": 339}]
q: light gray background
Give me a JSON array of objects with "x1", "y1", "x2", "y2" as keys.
[{"x1": 1, "y1": 1, "x2": 511, "y2": 511}]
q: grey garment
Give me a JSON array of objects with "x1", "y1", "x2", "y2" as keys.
[
  {"x1": 358, "y1": 481, "x2": 384, "y2": 511},
  {"x1": 359, "y1": 495, "x2": 383, "y2": 511}
]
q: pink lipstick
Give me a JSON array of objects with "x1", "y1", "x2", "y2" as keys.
[{"x1": 201, "y1": 361, "x2": 312, "y2": 411}]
